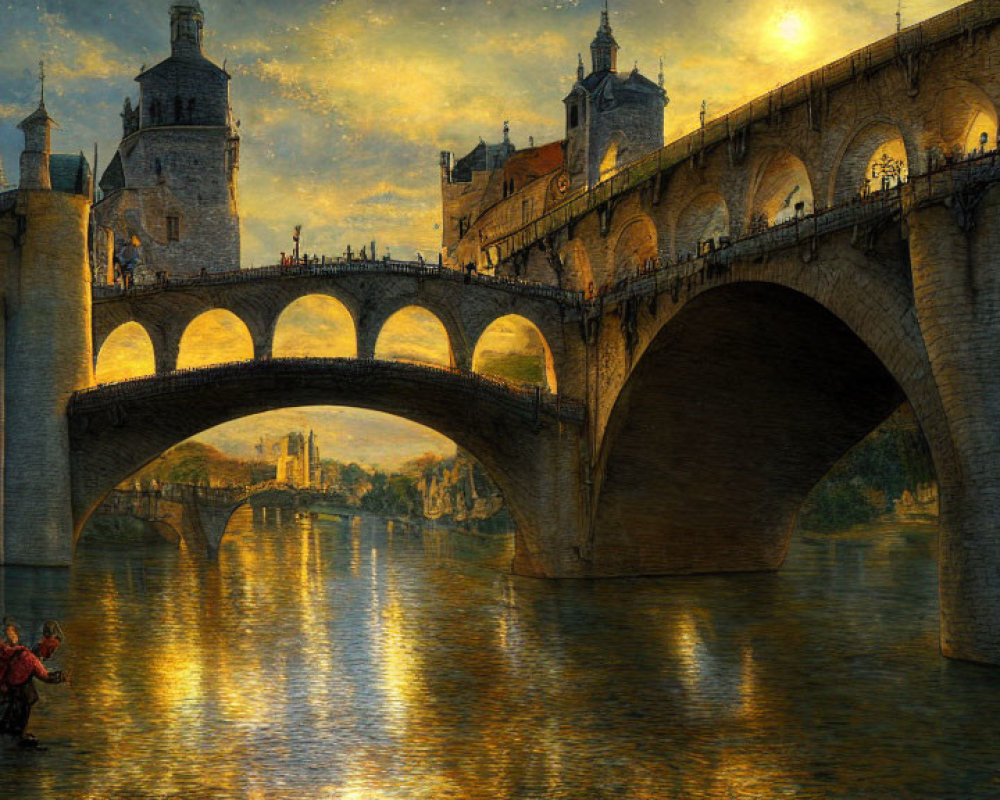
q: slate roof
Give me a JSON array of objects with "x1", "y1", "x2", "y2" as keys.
[{"x1": 49, "y1": 153, "x2": 91, "y2": 196}]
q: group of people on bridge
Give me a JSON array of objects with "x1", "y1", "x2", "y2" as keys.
[{"x1": 0, "y1": 618, "x2": 67, "y2": 746}]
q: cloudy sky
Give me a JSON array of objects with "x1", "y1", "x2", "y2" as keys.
[{"x1": 1, "y1": 0, "x2": 960, "y2": 468}]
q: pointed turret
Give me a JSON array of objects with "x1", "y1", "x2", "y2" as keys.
[
  {"x1": 17, "y1": 98, "x2": 56, "y2": 192},
  {"x1": 590, "y1": 1, "x2": 618, "y2": 73}
]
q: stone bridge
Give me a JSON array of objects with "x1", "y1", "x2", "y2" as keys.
[
  {"x1": 94, "y1": 483, "x2": 330, "y2": 553},
  {"x1": 67, "y1": 358, "x2": 586, "y2": 575},
  {"x1": 4, "y1": 0, "x2": 1000, "y2": 666},
  {"x1": 91, "y1": 260, "x2": 582, "y2": 379}
]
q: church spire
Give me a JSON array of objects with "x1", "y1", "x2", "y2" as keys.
[{"x1": 590, "y1": 0, "x2": 618, "y2": 73}]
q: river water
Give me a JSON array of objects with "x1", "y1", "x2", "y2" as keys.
[{"x1": 0, "y1": 510, "x2": 998, "y2": 799}]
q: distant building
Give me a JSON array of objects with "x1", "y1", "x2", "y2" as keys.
[
  {"x1": 273, "y1": 430, "x2": 322, "y2": 489},
  {"x1": 93, "y1": 1, "x2": 240, "y2": 285},
  {"x1": 439, "y1": 4, "x2": 666, "y2": 271}
]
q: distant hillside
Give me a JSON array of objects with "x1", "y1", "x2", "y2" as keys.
[
  {"x1": 476, "y1": 352, "x2": 544, "y2": 386},
  {"x1": 126, "y1": 441, "x2": 274, "y2": 488}
]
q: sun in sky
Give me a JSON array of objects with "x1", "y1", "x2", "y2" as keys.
[{"x1": 767, "y1": 8, "x2": 814, "y2": 57}]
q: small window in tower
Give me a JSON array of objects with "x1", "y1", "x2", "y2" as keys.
[
  {"x1": 570, "y1": 105, "x2": 579, "y2": 128},
  {"x1": 188, "y1": 98, "x2": 196, "y2": 122},
  {"x1": 167, "y1": 215, "x2": 180, "y2": 241},
  {"x1": 174, "y1": 95, "x2": 183, "y2": 123}
]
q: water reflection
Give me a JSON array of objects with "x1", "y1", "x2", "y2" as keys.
[{"x1": 0, "y1": 517, "x2": 998, "y2": 798}]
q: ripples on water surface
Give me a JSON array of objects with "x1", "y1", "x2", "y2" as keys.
[{"x1": 0, "y1": 512, "x2": 998, "y2": 799}]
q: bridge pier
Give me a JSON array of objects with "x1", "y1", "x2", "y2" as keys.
[
  {"x1": 2, "y1": 190, "x2": 93, "y2": 566},
  {"x1": 908, "y1": 185, "x2": 1000, "y2": 665}
]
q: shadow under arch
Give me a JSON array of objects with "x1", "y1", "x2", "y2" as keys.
[
  {"x1": 591, "y1": 282, "x2": 927, "y2": 577},
  {"x1": 673, "y1": 191, "x2": 729, "y2": 260},
  {"x1": 95, "y1": 321, "x2": 156, "y2": 383},
  {"x1": 610, "y1": 214, "x2": 657, "y2": 286},
  {"x1": 472, "y1": 314, "x2": 558, "y2": 394},
  {"x1": 177, "y1": 308, "x2": 254, "y2": 370},
  {"x1": 747, "y1": 150, "x2": 815, "y2": 228},
  {"x1": 272, "y1": 293, "x2": 357, "y2": 358}
]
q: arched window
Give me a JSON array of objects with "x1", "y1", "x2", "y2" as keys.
[{"x1": 174, "y1": 94, "x2": 183, "y2": 123}]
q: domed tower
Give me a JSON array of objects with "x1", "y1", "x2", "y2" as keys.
[
  {"x1": 564, "y1": 2, "x2": 667, "y2": 189},
  {"x1": 93, "y1": 0, "x2": 241, "y2": 284}
]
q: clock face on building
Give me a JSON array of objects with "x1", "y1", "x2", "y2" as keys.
[{"x1": 556, "y1": 172, "x2": 570, "y2": 195}]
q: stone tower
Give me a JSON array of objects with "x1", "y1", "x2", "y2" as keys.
[
  {"x1": 0, "y1": 98, "x2": 93, "y2": 565},
  {"x1": 17, "y1": 101, "x2": 54, "y2": 191},
  {"x1": 564, "y1": 3, "x2": 667, "y2": 189},
  {"x1": 93, "y1": 0, "x2": 240, "y2": 284}
]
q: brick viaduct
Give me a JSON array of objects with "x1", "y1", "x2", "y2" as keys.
[{"x1": 4, "y1": 0, "x2": 1000, "y2": 665}]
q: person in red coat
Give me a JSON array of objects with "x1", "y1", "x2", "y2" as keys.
[{"x1": 0, "y1": 633, "x2": 66, "y2": 744}]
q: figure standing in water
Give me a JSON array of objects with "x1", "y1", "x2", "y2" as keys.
[{"x1": 0, "y1": 619, "x2": 67, "y2": 745}]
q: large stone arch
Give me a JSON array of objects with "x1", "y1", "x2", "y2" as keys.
[
  {"x1": 471, "y1": 314, "x2": 558, "y2": 393},
  {"x1": 94, "y1": 321, "x2": 156, "y2": 383},
  {"x1": 672, "y1": 191, "x2": 730, "y2": 261},
  {"x1": 591, "y1": 281, "x2": 928, "y2": 577},
  {"x1": 68, "y1": 361, "x2": 586, "y2": 576},
  {"x1": 747, "y1": 150, "x2": 815, "y2": 230},
  {"x1": 272, "y1": 293, "x2": 358, "y2": 358},
  {"x1": 609, "y1": 214, "x2": 657, "y2": 286},
  {"x1": 828, "y1": 119, "x2": 910, "y2": 205}
]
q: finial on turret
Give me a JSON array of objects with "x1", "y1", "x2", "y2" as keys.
[
  {"x1": 503, "y1": 120, "x2": 510, "y2": 144},
  {"x1": 38, "y1": 60, "x2": 46, "y2": 106},
  {"x1": 658, "y1": 57, "x2": 664, "y2": 88},
  {"x1": 577, "y1": 52, "x2": 584, "y2": 81},
  {"x1": 700, "y1": 99, "x2": 707, "y2": 128}
]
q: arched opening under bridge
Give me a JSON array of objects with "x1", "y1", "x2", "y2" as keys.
[
  {"x1": 472, "y1": 315, "x2": 557, "y2": 394},
  {"x1": 95, "y1": 322, "x2": 156, "y2": 383},
  {"x1": 592, "y1": 282, "x2": 932, "y2": 578},
  {"x1": 375, "y1": 307, "x2": 453, "y2": 368},
  {"x1": 177, "y1": 309, "x2": 254, "y2": 370},
  {"x1": 272, "y1": 294, "x2": 356, "y2": 358}
]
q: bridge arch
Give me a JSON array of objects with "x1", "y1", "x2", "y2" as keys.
[
  {"x1": 95, "y1": 321, "x2": 156, "y2": 383},
  {"x1": 373, "y1": 305, "x2": 456, "y2": 368},
  {"x1": 177, "y1": 309, "x2": 255, "y2": 370},
  {"x1": 829, "y1": 119, "x2": 910, "y2": 205},
  {"x1": 934, "y1": 81, "x2": 999, "y2": 159},
  {"x1": 672, "y1": 191, "x2": 730, "y2": 260},
  {"x1": 472, "y1": 314, "x2": 557, "y2": 393},
  {"x1": 609, "y1": 214, "x2": 658, "y2": 287},
  {"x1": 747, "y1": 150, "x2": 815, "y2": 230},
  {"x1": 592, "y1": 280, "x2": 938, "y2": 577},
  {"x1": 272, "y1": 294, "x2": 357, "y2": 358}
]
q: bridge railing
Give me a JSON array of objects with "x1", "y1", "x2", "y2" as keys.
[
  {"x1": 70, "y1": 357, "x2": 586, "y2": 424},
  {"x1": 483, "y1": 0, "x2": 1000, "y2": 259},
  {"x1": 586, "y1": 151, "x2": 1000, "y2": 308},
  {"x1": 92, "y1": 256, "x2": 583, "y2": 306}
]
